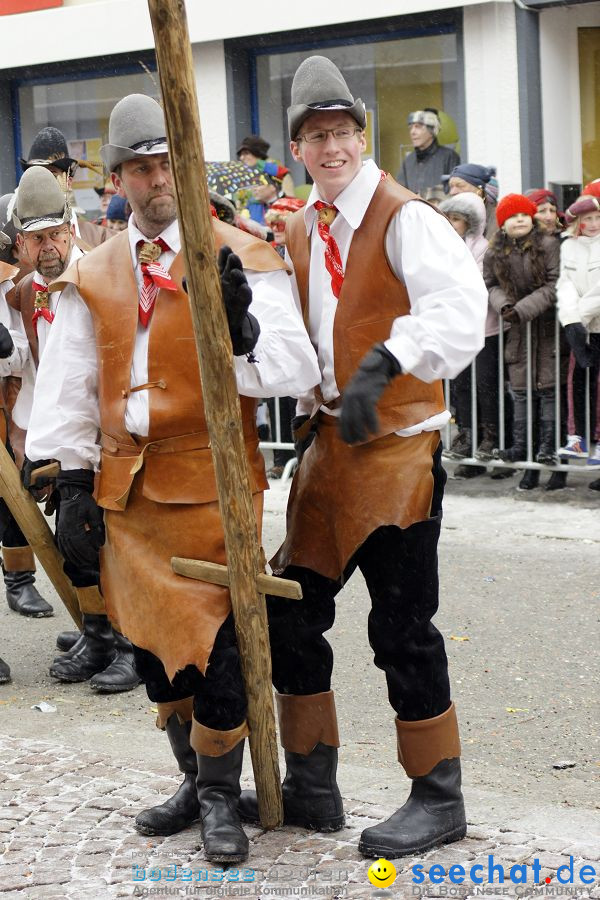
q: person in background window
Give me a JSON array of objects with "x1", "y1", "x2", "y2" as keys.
[
  {"x1": 236, "y1": 135, "x2": 295, "y2": 226},
  {"x1": 486, "y1": 194, "x2": 560, "y2": 492},
  {"x1": 443, "y1": 163, "x2": 498, "y2": 239},
  {"x1": 397, "y1": 108, "x2": 460, "y2": 198}
]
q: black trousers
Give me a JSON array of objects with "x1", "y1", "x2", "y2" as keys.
[
  {"x1": 453, "y1": 334, "x2": 501, "y2": 432},
  {"x1": 132, "y1": 614, "x2": 247, "y2": 731},
  {"x1": 266, "y1": 444, "x2": 451, "y2": 722},
  {"x1": 267, "y1": 396, "x2": 296, "y2": 467}
]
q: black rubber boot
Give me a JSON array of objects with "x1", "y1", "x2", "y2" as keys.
[
  {"x1": 88, "y1": 635, "x2": 141, "y2": 693},
  {"x1": 49, "y1": 614, "x2": 116, "y2": 682},
  {"x1": 517, "y1": 468, "x2": 540, "y2": 491},
  {"x1": 475, "y1": 424, "x2": 498, "y2": 461},
  {"x1": 197, "y1": 741, "x2": 248, "y2": 864},
  {"x1": 536, "y1": 418, "x2": 558, "y2": 466},
  {"x1": 545, "y1": 470, "x2": 567, "y2": 491},
  {"x1": 0, "y1": 656, "x2": 11, "y2": 684},
  {"x1": 444, "y1": 428, "x2": 472, "y2": 460},
  {"x1": 4, "y1": 570, "x2": 53, "y2": 618},
  {"x1": 358, "y1": 758, "x2": 466, "y2": 858},
  {"x1": 495, "y1": 395, "x2": 527, "y2": 462},
  {"x1": 239, "y1": 743, "x2": 344, "y2": 832},
  {"x1": 56, "y1": 631, "x2": 80, "y2": 652},
  {"x1": 135, "y1": 717, "x2": 200, "y2": 836}
]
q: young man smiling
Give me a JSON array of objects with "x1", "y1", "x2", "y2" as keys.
[{"x1": 238, "y1": 56, "x2": 487, "y2": 859}]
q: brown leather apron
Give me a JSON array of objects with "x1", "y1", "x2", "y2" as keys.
[{"x1": 271, "y1": 416, "x2": 440, "y2": 581}]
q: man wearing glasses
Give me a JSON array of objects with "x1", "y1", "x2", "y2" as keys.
[
  {"x1": 238, "y1": 56, "x2": 487, "y2": 860},
  {"x1": 0, "y1": 165, "x2": 140, "y2": 693}
]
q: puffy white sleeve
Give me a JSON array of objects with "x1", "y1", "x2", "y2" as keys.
[
  {"x1": 25, "y1": 284, "x2": 100, "y2": 471},
  {"x1": 234, "y1": 268, "x2": 320, "y2": 398},
  {"x1": 0, "y1": 281, "x2": 30, "y2": 377},
  {"x1": 556, "y1": 241, "x2": 582, "y2": 327},
  {"x1": 384, "y1": 201, "x2": 487, "y2": 381}
]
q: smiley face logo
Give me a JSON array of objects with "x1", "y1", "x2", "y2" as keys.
[{"x1": 367, "y1": 857, "x2": 397, "y2": 888}]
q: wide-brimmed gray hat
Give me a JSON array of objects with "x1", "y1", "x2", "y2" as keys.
[
  {"x1": 288, "y1": 56, "x2": 366, "y2": 140},
  {"x1": 12, "y1": 166, "x2": 70, "y2": 232},
  {"x1": 100, "y1": 94, "x2": 168, "y2": 173}
]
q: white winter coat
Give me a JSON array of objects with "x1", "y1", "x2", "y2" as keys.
[{"x1": 556, "y1": 233, "x2": 600, "y2": 333}]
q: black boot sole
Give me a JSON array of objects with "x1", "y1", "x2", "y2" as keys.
[
  {"x1": 134, "y1": 815, "x2": 199, "y2": 837},
  {"x1": 89, "y1": 678, "x2": 141, "y2": 694},
  {"x1": 7, "y1": 598, "x2": 53, "y2": 617},
  {"x1": 203, "y1": 849, "x2": 249, "y2": 864},
  {"x1": 358, "y1": 823, "x2": 467, "y2": 859}
]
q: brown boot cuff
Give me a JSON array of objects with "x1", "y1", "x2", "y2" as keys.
[
  {"x1": 396, "y1": 702, "x2": 461, "y2": 778},
  {"x1": 276, "y1": 690, "x2": 340, "y2": 755},
  {"x1": 190, "y1": 718, "x2": 249, "y2": 757},
  {"x1": 76, "y1": 586, "x2": 106, "y2": 615},
  {"x1": 2, "y1": 545, "x2": 35, "y2": 572},
  {"x1": 155, "y1": 697, "x2": 195, "y2": 730}
]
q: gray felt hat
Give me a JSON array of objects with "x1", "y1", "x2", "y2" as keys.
[
  {"x1": 100, "y1": 94, "x2": 168, "y2": 173},
  {"x1": 12, "y1": 166, "x2": 70, "y2": 232},
  {"x1": 288, "y1": 56, "x2": 366, "y2": 140}
]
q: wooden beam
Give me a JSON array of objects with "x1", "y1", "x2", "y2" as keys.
[
  {"x1": 0, "y1": 441, "x2": 81, "y2": 628},
  {"x1": 171, "y1": 557, "x2": 303, "y2": 600},
  {"x1": 147, "y1": 0, "x2": 282, "y2": 829}
]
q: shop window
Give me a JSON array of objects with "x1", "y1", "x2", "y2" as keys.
[
  {"x1": 17, "y1": 68, "x2": 158, "y2": 215},
  {"x1": 254, "y1": 31, "x2": 460, "y2": 190},
  {"x1": 578, "y1": 28, "x2": 600, "y2": 187}
]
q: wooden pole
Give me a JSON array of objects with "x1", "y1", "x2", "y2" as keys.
[
  {"x1": 147, "y1": 0, "x2": 282, "y2": 828},
  {"x1": 0, "y1": 441, "x2": 81, "y2": 628}
]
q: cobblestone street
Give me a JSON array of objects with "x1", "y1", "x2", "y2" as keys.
[{"x1": 1, "y1": 734, "x2": 599, "y2": 899}]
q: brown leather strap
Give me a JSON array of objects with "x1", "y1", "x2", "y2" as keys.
[
  {"x1": 276, "y1": 690, "x2": 340, "y2": 755},
  {"x1": 396, "y1": 701, "x2": 461, "y2": 778},
  {"x1": 2, "y1": 545, "x2": 35, "y2": 572},
  {"x1": 190, "y1": 718, "x2": 249, "y2": 756},
  {"x1": 155, "y1": 696, "x2": 195, "y2": 730},
  {"x1": 75, "y1": 586, "x2": 106, "y2": 615}
]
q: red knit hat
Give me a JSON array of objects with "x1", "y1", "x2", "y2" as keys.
[
  {"x1": 582, "y1": 179, "x2": 600, "y2": 200},
  {"x1": 496, "y1": 193, "x2": 537, "y2": 228}
]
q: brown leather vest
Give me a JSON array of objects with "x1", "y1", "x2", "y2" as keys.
[
  {"x1": 8, "y1": 273, "x2": 39, "y2": 368},
  {"x1": 52, "y1": 220, "x2": 287, "y2": 509},
  {"x1": 286, "y1": 176, "x2": 445, "y2": 438}
]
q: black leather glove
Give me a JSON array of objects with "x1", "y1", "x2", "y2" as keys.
[
  {"x1": 292, "y1": 414, "x2": 318, "y2": 463},
  {"x1": 564, "y1": 323, "x2": 593, "y2": 368},
  {"x1": 0, "y1": 323, "x2": 14, "y2": 359},
  {"x1": 340, "y1": 343, "x2": 402, "y2": 445},
  {"x1": 22, "y1": 456, "x2": 55, "y2": 502},
  {"x1": 55, "y1": 469, "x2": 105, "y2": 570},
  {"x1": 218, "y1": 246, "x2": 260, "y2": 356}
]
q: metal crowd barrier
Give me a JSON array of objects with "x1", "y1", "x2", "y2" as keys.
[
  {"x1": 443, "y1": 314, "x2": 598, "y2": 475},
  {"x1": 260, "y1": 312, "x2": 598, "y2": 481}
]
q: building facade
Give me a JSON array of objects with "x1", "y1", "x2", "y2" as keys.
[{"x1": 0, "y1": 0, "x2": 598, "y2": 214}]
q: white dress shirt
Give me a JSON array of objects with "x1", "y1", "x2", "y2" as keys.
[
  {"x1": 26, "y1": 216, "x2": 320, "y2": 471},
  {"x1": 290, "y1": 159, "x2": 487, "y2": 435},
  {"x1": 0, "y1": 245, "x2": 84, "y2": 431}
]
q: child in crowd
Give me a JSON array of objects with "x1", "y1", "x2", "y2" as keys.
[
  {"x1": 556, "y1": 195, "x2": 600, "y2": 478},
  {"x1": 440, "y1": 192, "x2": 506, "y2": 478},
  {"x1": 484, "y1": 194, "x2": 560, "y2": 491}
]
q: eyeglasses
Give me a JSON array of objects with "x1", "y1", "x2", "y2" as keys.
[{"x1": 296, "y1": 126, "x2": 362, "y2": 144}]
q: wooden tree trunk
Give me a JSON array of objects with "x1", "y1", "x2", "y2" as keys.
[
  {"x1": 147, "y1": 0, "x2": 282, "y2": 828},
  {"x1": 0, "y1": 441, "x2": 81, "y2": 627}
]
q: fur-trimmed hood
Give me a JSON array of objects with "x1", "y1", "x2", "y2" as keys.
[{"x1": 439, "y1": 192, "x2": 487, "y2": 239}]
